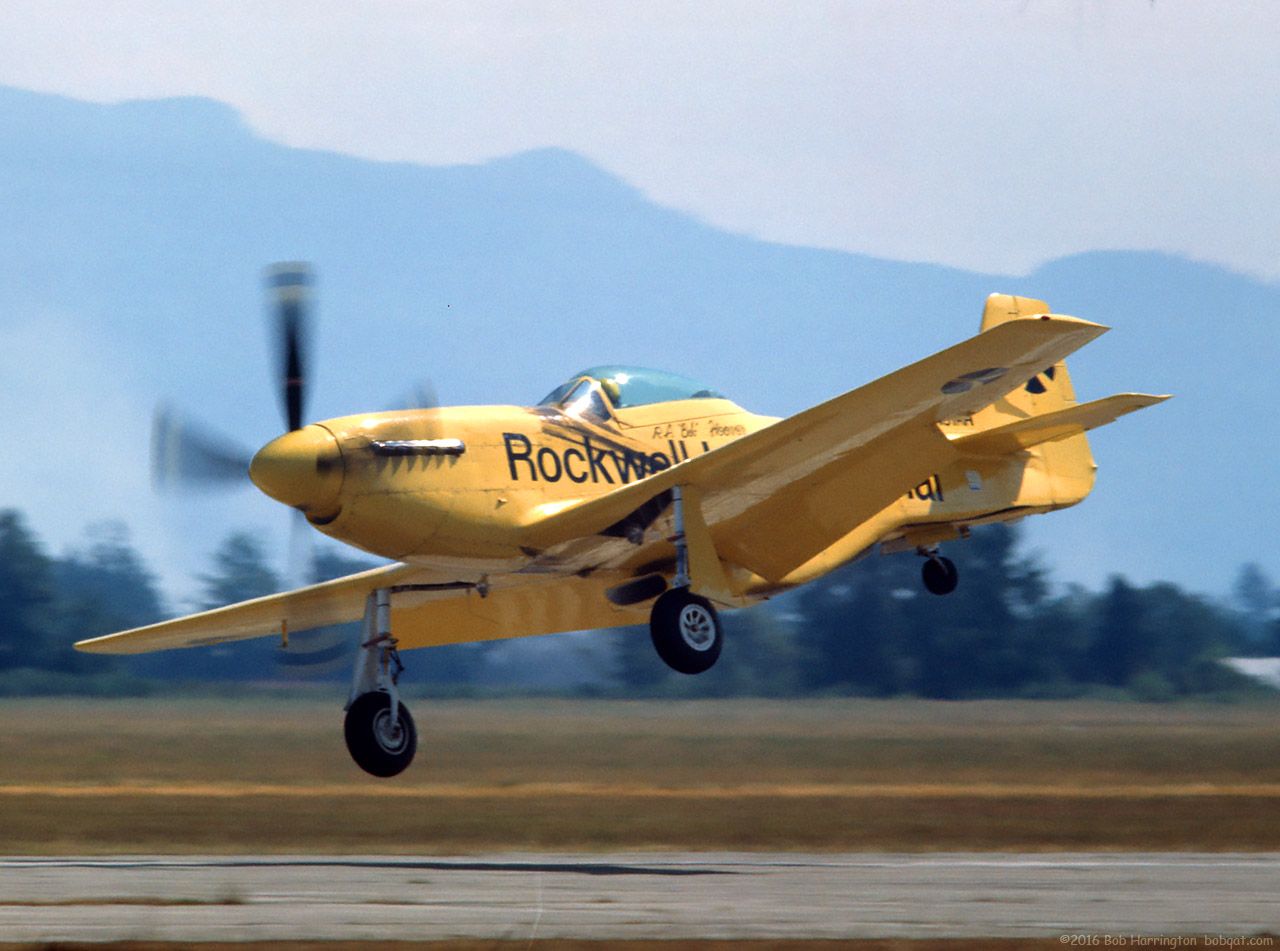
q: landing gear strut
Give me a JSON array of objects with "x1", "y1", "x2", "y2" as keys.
[
  {"x1": 919, "y1": 548, "x2": 959, "y2": 596},
  {"x1": 345, "y1": 589, "x2": 417, "y2": 777},
  {"x1": 650, "y1": 486, "x2": 724, "y2": 674}
]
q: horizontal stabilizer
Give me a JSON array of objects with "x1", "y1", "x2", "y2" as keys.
[{"x1": 950, "y1": 393, "x2": 1170, "y2": 456}]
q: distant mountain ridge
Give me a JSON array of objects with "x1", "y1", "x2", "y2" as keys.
[{"x1": 1, "y1": 83, "x2": 1275, "y2": 597}]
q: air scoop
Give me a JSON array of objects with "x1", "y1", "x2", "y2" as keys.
[{"x1": 249, "y1": 424, "x2": 343, "y2": 518}]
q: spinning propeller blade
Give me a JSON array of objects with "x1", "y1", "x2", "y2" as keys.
[
  {"x1": 151, "y1": 261, "x2": 319, "y2": 491},
  {"x1": 267, "y1": 262, "x2": 314, "y2": 433},
  {"x1": 151, "y1": 405, "x2": 253, "y2": 490}
]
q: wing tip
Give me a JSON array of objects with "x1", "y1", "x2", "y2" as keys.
[
  {"x1": 1117, "y1": 392, "x2": 1173, "y2": 407},
  {"x1": 986, "y1": 313, "x2": 1110, "y2": 335},
  {"x1": 1043, "y1": 313, "x2": 1110, "y2": 335},
  {"x1": 74, "y1": 633, "x2": 129, "y2": 654}
]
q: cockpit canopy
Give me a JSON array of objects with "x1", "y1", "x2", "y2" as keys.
[{"x1": 539, "y1": 365, "x2": 727, "y2": 410}]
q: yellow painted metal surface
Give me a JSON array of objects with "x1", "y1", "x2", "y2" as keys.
[
  {"x1": 76, "y1": 562, "x2": 425, "y2": 654},
  {"x1": 76, "y1": 295, "x2": 1167, "y2": 656},
  {"x1": 951, "y1": 393, "x2": 1170, "y2": 456}
]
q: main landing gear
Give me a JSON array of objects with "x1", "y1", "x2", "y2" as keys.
[
  {"x1": 650, "y1": 588, "x2": 722, "y2": 674},
  {"x1": 345, "y1": 589, "x2": 417, "y2": 777},
  {"x1": 649, "y1": 486, "x2": 725, "y2": 674},
  {"x1": 345, "y1": 691, "x2": 416, "y2": 778},
  {"x1": 919, "y1": 548, "x2": 959, "y2": 596}
]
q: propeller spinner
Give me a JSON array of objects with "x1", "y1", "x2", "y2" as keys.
[{"x1": 248, "y1": 424, "x2": 342, "y2": 519}]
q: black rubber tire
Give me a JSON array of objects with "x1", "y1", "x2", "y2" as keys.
[
  {"x1": 344, "y1": 691, "x2": 417, "y2": 778},
  {"x1": 922, "y1": 556, "x2": 959, "y2": 596},
  {"x1": 649, "y1": 588, "x2": 723, "y2": 675}
]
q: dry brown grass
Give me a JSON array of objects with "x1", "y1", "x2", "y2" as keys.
[
  {"x1": 0, "y1": 941, "x2": 1265, "y2": 951},
  {"x1": 2, "y1": 697, "x2": 1279, "y2": 853}
]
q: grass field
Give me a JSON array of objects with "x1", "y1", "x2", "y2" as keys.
[
  {"x1": 3, "y1": 943, "x2": 1267, "y2": 951},
  {"x1": 4, "y1": 942, "x2": 1246, "y2": 951},
  {"x1": 2, "y1": 697, "x2": 1279, "y2": 853}
]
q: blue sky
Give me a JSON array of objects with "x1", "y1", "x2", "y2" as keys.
[{"x1": 2, "y1": 2, "x2": 1277, "y2": 279}]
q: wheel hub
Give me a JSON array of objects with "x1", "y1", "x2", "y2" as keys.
[
  {"x1": 678, "y1": 603, "x2": 716, "y2": 651},
  {"x1": 372, "y1": 708, "x2": 408, "y2": 753}
]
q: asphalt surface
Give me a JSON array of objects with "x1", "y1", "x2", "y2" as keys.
[{"x1": 1, "y1": 853, "x2": 1277, "y2": 942}]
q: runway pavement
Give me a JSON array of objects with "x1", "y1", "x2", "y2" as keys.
[{"x1": 1, "y1": 853, "x2": 1277, "y2": 942}]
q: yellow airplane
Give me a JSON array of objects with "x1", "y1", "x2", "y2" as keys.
[{"x1": 77, "y1": 265, "x2": 1168, "y2": 777}]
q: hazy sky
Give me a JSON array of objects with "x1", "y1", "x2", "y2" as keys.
[{"x1": 2, "y1": 1, "x2": 1277, "y2": 280}]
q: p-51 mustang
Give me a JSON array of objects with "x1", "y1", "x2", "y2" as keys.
[{"x1": 77, "y1": 266, "x2": 1167, "y2": 777}]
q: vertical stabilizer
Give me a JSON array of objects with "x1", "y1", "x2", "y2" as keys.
[
  {"x1": 969, "y1": 293, "x2": 1096, "y2": 506},
  {"x1": 981, "y1": 293, "x2": 1050, "y2": 329},
  {"x1": 979, "y1": 293, "x2": 1080, "y2": 413}
]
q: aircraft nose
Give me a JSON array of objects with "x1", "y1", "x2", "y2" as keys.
[{"x1": 249, "y1": 425, "x2": 343, "y2": 518}]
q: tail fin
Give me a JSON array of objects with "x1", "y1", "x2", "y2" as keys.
[
  {"x1": 979, "y1": 294, "x2": 1081, "y2": 414},
  {"x1": 934, "y1": 294, "x2": 1167, "y2": 521},
  {"x1": 970, "y1": 293, "x2": 1096, "y2": 506}
]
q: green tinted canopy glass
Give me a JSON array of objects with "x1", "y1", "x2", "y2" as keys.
[{"x1": 539, "y1": 365, "x2": 726, "y2": 409}]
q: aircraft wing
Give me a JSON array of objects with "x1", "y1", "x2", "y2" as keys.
[
  {"x1": 523, "y1": 314, "x2": 1110, "y2": 583},
  {"x1": 74, "y1": 562, "x2": 425, "y2": 654},
  {"x1": 74, "y1": 560, "x2": 651, "y2": 655}
]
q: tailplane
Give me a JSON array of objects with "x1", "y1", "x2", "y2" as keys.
[
  {"x1": 952, "y1": 393, "x2": 1169, "y2": 457},
  {"x1": 960, "y1": 293, "x2": 1167, "y2": 509}
]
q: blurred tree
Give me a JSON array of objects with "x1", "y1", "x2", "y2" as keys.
[
  {"x1": 199, "y1": 532, "x2": 281, "y2": 609},
  {"x1": 699, "y1": 606, "x2": 804, "y2": 697},
  {"x1": 0, "y1": 510, "x2": 56, "y2": 671},
  {"x1": 145, "y1": 530, "x2": 285, "y2": 682},
  {"x1": 0, "y1": 509, "x2": 1260, "y2": 699},
  {"x1": 1134, "y1": 582, "x2": 1246, "y2": 693},
  {"x1": 1081, "y1": 577, "x2": 1248, "y2": 694},
  {"x1": 907, "y1": 525, "x2": 1048, "y2": 697},
  {"x1": 311, "y1": 548, "x2": 379, "y2": 583},
  {"x1": 1030, "y1": 584, "x2": 1095, "y2": 694},
  {"x1": 612, "y1": 623, "x2": 671, "y2": 691},
  {"x1": 1232, "y1": 562, "x2": 1276, "y2": 645},
  {"x1": 54, "y1": 522, "x2": 166, "y2": 674},
  {"x1": 796, "y1": 552, "x2": 914, "y2": 695},
  {"x1": 56, "y1": 523, "x2": 165, "y2": 636},
  {"x1": 1085, "y1": 576, "x2": 1147, "y2": 687},
  {"x1": 788, "y1": 524, "x2": 1053, "y2": 698}
]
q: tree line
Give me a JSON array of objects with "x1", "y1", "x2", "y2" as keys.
[
  {"x1": 1, "y1": 508, "x2": 1276, "y2": 699},
  {"x1": 615, "y1": 524, "x2": 1278, "y2": 701}
]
